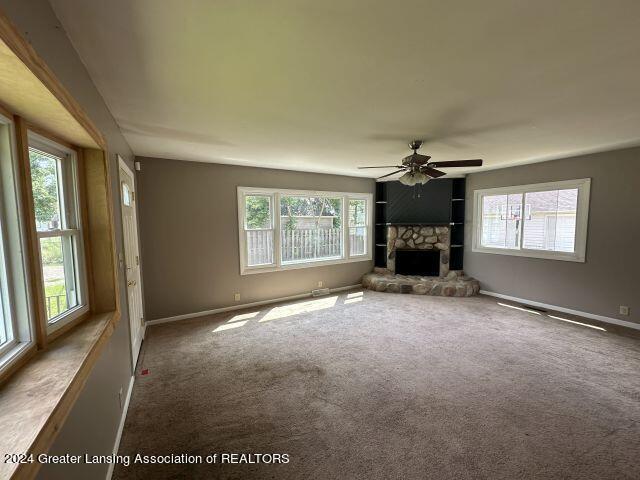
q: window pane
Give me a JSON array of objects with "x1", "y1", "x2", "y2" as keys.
[
  {"x1": 246, "y1": 230, "x2": 274, "y2": 266},
  {"x1": 0, "y1": 236, "x2": 11, "y2": 348},
  {"x1": 29, "y1": 148, "x2": 63, "y2": 232},
  {"x1": 555, "y1": 189, "x2": 578, "y2": 252},
  {"x1": 523, "y1": 189, "x2": 577, "y2": 252},
  {"x1": 481, "y1": 193, "x2": 522, "y2": 248},
  {"x1": 0, "y1": 290, "x2": 7, "y2": 346},
  {"x1": 122, "y1": 181, "x2": 131, "y2": 206},
  {"x1": 349, "y1": 227, "x2": 367, "y2": 256},
  {"x1": 0, "y1": 326, "x2": 5, "y2": 348},
  {"x1": 245, "y1": 195, "x2": 272, "y2": 229},
  {"x1": 40, "y1": 236, "x2": 78, "y2": 321},
  {"x1": 349, "y1": 199, "x2": 366, "y2": 226},
  {"x1": 280, "y1": 196, "x2": 342, "y2": 263}
]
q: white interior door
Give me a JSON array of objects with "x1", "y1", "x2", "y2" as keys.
[{"x1": 119, "y1": 157, "x2": 144, "y2": 368}]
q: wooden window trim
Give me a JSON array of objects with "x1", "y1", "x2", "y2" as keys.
[
  {"x1": 0, "y1": 10, "x2": 123, "y2": 480},
  {"x1": 0, "y1": 10, "x2": 106, "y2": 150},
  {"x1": 22, "y1": 126, "x2": 92, "y2": 343}
]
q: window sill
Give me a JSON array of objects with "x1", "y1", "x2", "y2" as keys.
[
  {"x1": 46, "y1": 304, "x2": 90, "y2": 337},
  {"x1": 471, "y1": 246, "x2": 585, "y2": 262},
  {"x1": 241, "y1": 255, "x2": 373, "y2": 275},
  {"x1": 0, "y1": 310, "x2": 119, "y2": 480}
]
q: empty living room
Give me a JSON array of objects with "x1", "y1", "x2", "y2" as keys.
[{"x1": 0, "y1": 1, "x2": 639, "y2": 479}]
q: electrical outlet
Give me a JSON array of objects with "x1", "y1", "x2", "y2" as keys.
[
  {"x1": 118, "y1": 387, "x2": 123, "y2": 409},
  {"x1": 317, "y1": 281, "x2": 323, "y2": 288},
  {"x1": 234, "y1": 293, "x2": 241, "y2": 301},
  {"x1": 619, "y1": 306, "x2": 630, "y2": 316}
]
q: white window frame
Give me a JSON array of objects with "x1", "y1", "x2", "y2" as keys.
[
  {"x1": 472, "y1": 178, "x2": 591, "y2": 262},
  {"x1": 28, "y1": 132, "x2": 89, "y2": 334},
  {"x1": 242, "y1": 192, "x2": 276, "y2": 268},
  {"x1": 0, "y1": 113, "x2": 34, "y2": 375},
  {"x1": 348, "y1": 197, "x2": 369, "y2": 257},
  {"x1": 237, "y1": 187, "x2": 373, "y2": 275}
]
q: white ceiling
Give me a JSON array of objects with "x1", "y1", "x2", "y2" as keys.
[{"x1": 50, "y1": 0, "x2": 640, "y2": 178}]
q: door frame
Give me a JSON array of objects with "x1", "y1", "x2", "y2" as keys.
[{"x1": 118, "y1": 155, "x2": 145, "y2": 369}]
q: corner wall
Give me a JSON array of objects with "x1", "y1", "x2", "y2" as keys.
[
  {"x1": 136, "y1": 157, "x2": 375, "y2": 321},
  {"x1": 464, "y1": 146, "x2": 639, "y2": 325},
  {"x1": 0, "y1": 1, "x2": 136, "y2": 478}
]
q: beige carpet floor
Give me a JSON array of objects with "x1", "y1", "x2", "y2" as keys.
[{"x1": 114, "y1": 291, "x2": 640, "y2": 480}]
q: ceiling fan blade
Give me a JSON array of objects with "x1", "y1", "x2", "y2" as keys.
[
  {"x1": 358, "y1": 165, "x2": 402, "y2": 169},
  {"x1": 377, "y1": 169, "x2": 406, "y2": 179},
  {"x1": 428, "y1": 159, "x2": 483, "y2": 168},
  {"x1": 420, "y1": 166, "x2": 446, "y2": 178}
]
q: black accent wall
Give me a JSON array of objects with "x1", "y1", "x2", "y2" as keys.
[
  {"x1": 385, "y1": 180, "x2": 452, "y2": 224},
  {"x1": 374, "y1": 178, "x2": 466, "y2": 271}
]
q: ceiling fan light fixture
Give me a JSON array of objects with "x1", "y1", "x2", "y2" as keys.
[
  {"x1": 359, "y1": 141, "x2": 483, "y2": 182},
  {"x1": 413, "y1": 171, "x2": 430, "y2": 185},
  {"x1": 398, "y1": 171, "x2": 417, "y2": 186}
]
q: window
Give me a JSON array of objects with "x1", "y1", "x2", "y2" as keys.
[
  {"x1": 0, "y1": 177, "x2": 16, "y2": 358},
  {"x1": 29, "y1": 134, "x2": 88, "y2": 331},
  {"x1": 472, "y1": 179, "x2": 590, "y2": 262},
  {"x1": 238, "y1": 187, "x2": 372, "y2": 274},
  {"x1": 280, "y1": 195, "x2": 343, "y2": 264},
  {"x1": 244, "y1": 194, "x2": 274, "y2": 267},
  {"x1": 0, "y1": 114, "x2": 32, "y2": 371},
  {"x1": 348, "y1": 198, "x2": 368, "y2": 256}
]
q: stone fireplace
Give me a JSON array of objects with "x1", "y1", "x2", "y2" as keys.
[
  {"x1": 386, "y1": 225, "x2": 450, "y2": 277},
  {"x1": 362, "y1": 224, "x2": 480, "y2": 297}
]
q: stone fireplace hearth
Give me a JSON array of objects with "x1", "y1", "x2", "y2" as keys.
[{"x1": 362, "y1": 224, "x2": 480, "y2": 297}]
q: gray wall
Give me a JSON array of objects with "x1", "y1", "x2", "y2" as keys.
[
  {"x1": 137, "y1": 157, "x2": 375, "y2": 320},
  {"x1": 0, "y1": 1, "x2": 136, "y2": 478},
  {"x1": 464, "y1": 146, "x2": 639, "y2": 325}
]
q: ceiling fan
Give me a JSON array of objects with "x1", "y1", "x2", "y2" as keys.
[{"x1": 359, "y1": 140, "x2": 483, "y2": 186}]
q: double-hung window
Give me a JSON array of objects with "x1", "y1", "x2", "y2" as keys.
[
  {"x1": 472, "y1": 178, "x2": 590, "y2": 262},
  {"x1": 243, "y1": 194, "x2": 275, "y2": 267},
  {"x1": 0, "y1": 114, "x2": 32, "y2": 372},
  {"x1": 348, "y1": 198, "x2": 368, "y2": 256},
  {"x1": 29, "y1": 134, "x2": 88, "y2": 331},
  {"x1": 238, "y1": 188, "x2": 372, "y2": 274}
]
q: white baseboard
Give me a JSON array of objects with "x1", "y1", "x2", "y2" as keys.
[
  {"x1": 146, "y1": 284, "x2": 362, "y2": 326},
  {"x1": 106, "y1": 375, "x2": 135, "y2": 480},
  {"x1": 480, "y1": 290, "x2": 639, "y2": 331}
]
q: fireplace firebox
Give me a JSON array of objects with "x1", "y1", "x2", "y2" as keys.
[{"x1": 395, "y1": 250, "x2": 440, "y2": 276}]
